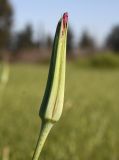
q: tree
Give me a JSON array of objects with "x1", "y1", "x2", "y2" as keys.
[
  {"x1": 46, "y1": 35, "x2": 53, "y2": 49},
  {"x1": 67, "y1": 26, "x2": 74, "y2": 53},
  {"x1": 0, "y1": 0, "x2": 13, "y2": 49},
  {"x1": 79, "y1": 31, "x2": 95, "y2": 50},
  {"x1": 106, "y1": 26, "x2": 119, "y2": 53},
  {"x1": 16, "y1": 24, "x2": 34, "y2": 49}
]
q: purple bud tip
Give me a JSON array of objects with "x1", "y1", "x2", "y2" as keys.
[{"x1": 63, "y1": 12, "x2": 68, "y2": 25}]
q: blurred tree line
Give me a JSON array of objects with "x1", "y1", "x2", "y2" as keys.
[
  {"x1": 0, "y1": 0, "x2": 119, "y2": 58},
  {"x1": 0, "y1": 0, "x2": 13, "y2": 49}
]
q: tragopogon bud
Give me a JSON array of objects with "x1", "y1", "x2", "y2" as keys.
[
  {"x1": 32, "y1": 13, "x2": 68, "y2": 160},
  {"x1": 39, "y1": 12, "x2": 68, "y2": 122}
]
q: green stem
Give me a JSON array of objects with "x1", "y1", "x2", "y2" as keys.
[{"x1": 32, "y1": 121, "x2": 54, "y2": 160}]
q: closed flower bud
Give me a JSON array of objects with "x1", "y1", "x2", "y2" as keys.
[
  {"x1": 39, "y1": 12, "x2": 68, "y2": 122},
  {"x1": 32, "y1": 13, "x2": 68, "y2": 160}
]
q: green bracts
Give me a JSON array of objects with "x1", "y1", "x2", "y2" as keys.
[
  {"x1": 39, "y1": 13, "x2": 68, "y2": 122},
  {"x1": 32, "y1": 13, "x2": 68, "y2": 160}
]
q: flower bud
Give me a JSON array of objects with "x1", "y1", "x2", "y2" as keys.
[{"x1": 39, "y1": 13, "x2": 68, "y2": 122}]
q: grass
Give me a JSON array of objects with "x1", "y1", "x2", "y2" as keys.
[
  {"x1": 76, "y1": 53, "x2": 119, "y2": 68},
  {"x1": 0, "y1": 63, "x2": 119, "y2": 160}
]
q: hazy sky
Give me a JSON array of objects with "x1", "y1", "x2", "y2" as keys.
[{"x1": 10, "y1": 0, "x2": 119, "y2": 44}]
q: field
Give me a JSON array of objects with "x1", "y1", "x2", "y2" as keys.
[{"x1": 0, "y1": 63, "x2": 119, "y2": 160}]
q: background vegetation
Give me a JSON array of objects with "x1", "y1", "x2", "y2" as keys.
[
  {"x1": 0, "y1": 63, "x2": 119, "y2": 159},
  {"x1": 0, "y1": 0, "x2": 119, "y2": 60}
]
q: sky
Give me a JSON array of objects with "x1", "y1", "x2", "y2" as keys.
[{"x1": 10, "y1": 0, "x2": 119, "y2": 44}]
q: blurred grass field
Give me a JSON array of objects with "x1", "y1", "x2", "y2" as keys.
[{"x1": 0, "y1": 63, "x2": 119, "y2": 160}]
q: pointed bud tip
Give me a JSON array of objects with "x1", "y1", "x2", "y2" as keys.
[{"x1": 63, "y1": 12, "x2": 68, "y2": 24}]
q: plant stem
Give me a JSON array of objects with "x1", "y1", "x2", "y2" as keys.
[{"x1": 32, "y1": 121, "x2": 54, "y2": 160}]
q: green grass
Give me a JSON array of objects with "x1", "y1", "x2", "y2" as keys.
[
  {"x1": 76, "y1": 53, "x2": 119, "y2": 68},
  {"x1": 0, "y1": 63, "x2": 119, "y2": 160}
]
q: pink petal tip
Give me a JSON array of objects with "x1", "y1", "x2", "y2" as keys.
[{"x1": 63, "y1": 12, "x2": 68, "y2": 25}]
